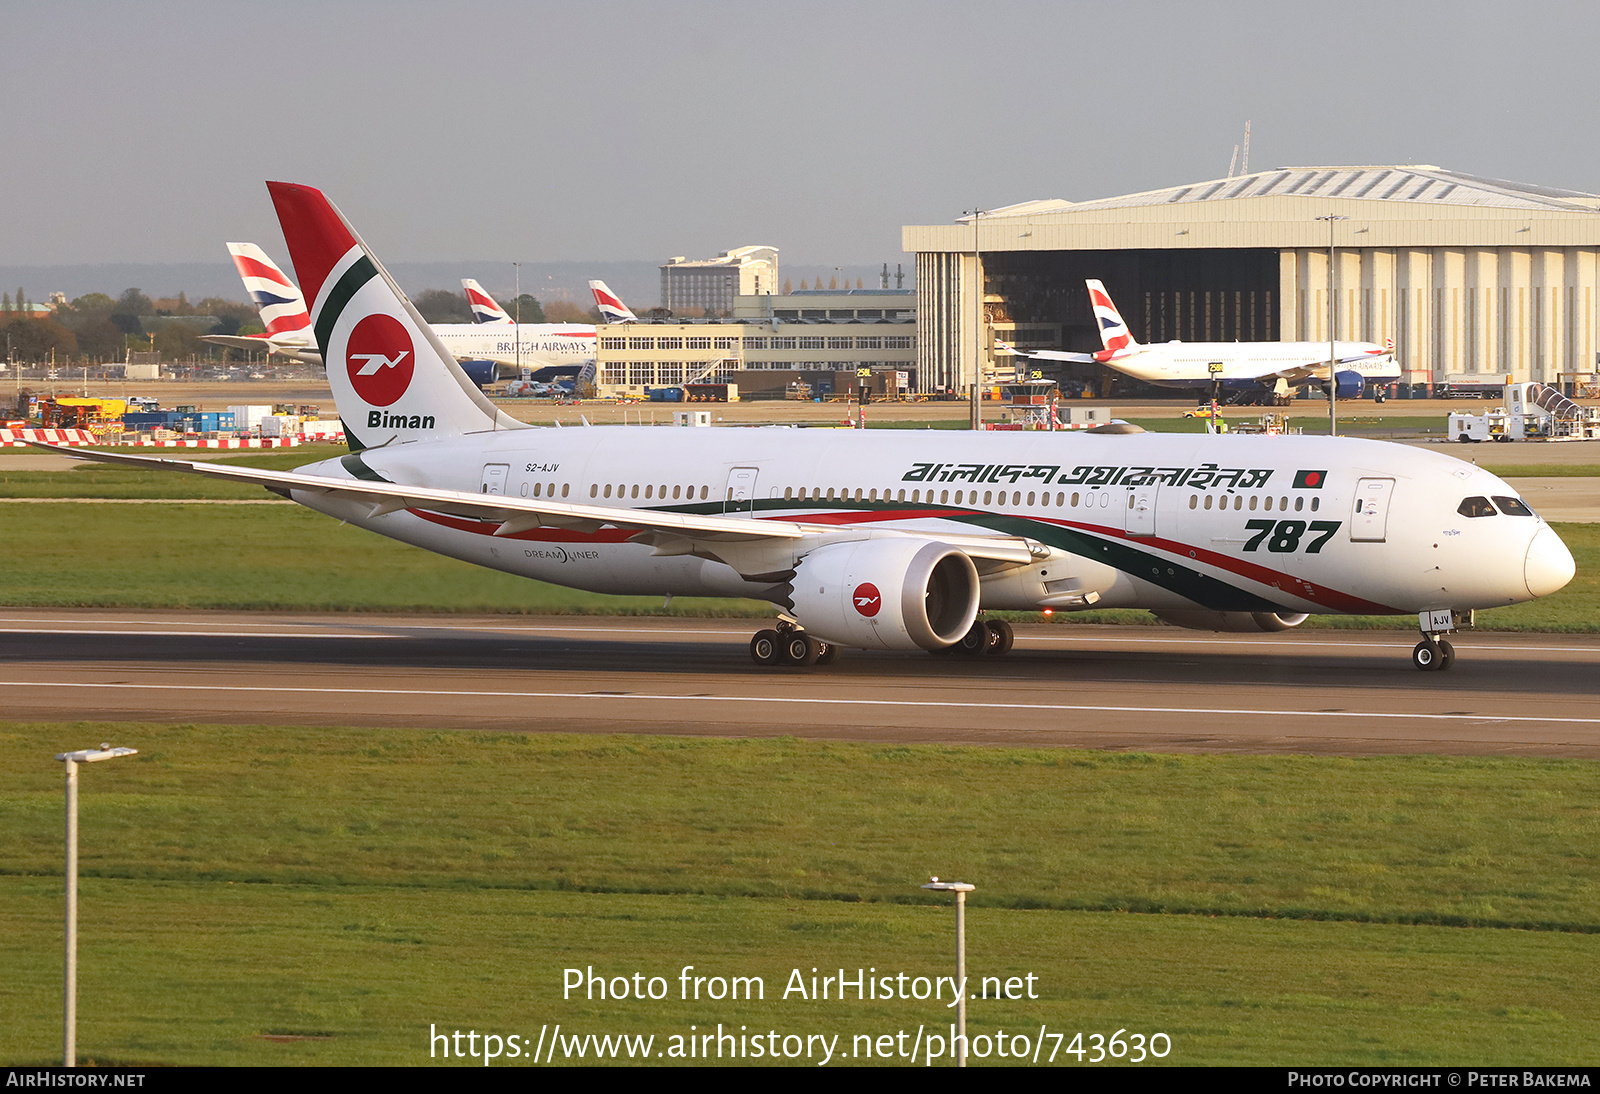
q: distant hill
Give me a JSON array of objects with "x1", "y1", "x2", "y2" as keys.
[{"x1": 0, "y1": 260, "x2": 910, "y2": 312}]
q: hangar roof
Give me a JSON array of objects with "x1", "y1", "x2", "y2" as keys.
[
  {"x1": 913, "y1": 166, "x2": 1600, "y2": 253},
  {"x1": 1021, "y1": 166, "x2": 1598, "y2": 215}
]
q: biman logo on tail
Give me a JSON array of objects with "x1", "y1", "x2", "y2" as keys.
[
  {"x1": 852, "y1": 583, "x2": 882, "y2": 618},
  {"x1": 346, "y1": 313, "x2": 416, "y2": 406}
]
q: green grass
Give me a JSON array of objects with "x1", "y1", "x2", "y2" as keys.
[
  {"x1": 1, "y1": 501, "x2": 1592, "y2": 628},
  {"x1": 0, "y1": 502, "x2": 768, "y2": 615},
  {"x1": 3, "y1": 724, "x2": 1599, "y2": 1065},
  {"x1": 1483, "y1": 464, "x2": 1600, "y2": 478}
]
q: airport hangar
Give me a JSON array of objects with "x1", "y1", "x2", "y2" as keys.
[{"x1": 902, "y1": 165, "x2": 1600, "y2": 397}]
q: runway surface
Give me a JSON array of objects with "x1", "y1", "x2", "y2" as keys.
[{"x1": 3, "y1": 610, "x2": 1599, "y2": 758}]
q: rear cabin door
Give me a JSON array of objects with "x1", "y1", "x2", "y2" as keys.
[
  {"x1": 1349, "y1": 477, "x2": 1394, "y2": 541},
  {"x1": 1126, "y1": 483, "x2": 1159, "y2": 536},
  {"x1": 480, "y1": 463, "x2": 510, "y2": 495},
  {"x1": 724, "y1": 466, "x2": 759, "y2": 515}
]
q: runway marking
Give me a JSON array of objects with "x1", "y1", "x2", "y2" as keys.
[
  {"x1": 0, "y1": 619, "x2": 1596, "y2": 654},
  {"x1": 0, "y1": 628, "x2": 402, "y2": 639},
  {"x1": 1, "y1": 680, "x2": 1596, "y2": 727}
]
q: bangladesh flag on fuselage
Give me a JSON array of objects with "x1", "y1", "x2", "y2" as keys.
[{"x1": 1293, "y1": 470, "x2": 1328, "y2": 489}]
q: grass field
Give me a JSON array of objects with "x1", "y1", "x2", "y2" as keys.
[{"x1": 3, "y1": 723, "x2": 1598, "y2": 1066}]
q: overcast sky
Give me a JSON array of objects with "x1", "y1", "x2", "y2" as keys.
[{"x1": 7, "y1": 0, "x2": 1600, "y2": 269}]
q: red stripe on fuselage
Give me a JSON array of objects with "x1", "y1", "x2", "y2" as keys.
[{"x1": 410, "y1": 504, "x2": 1396, "y2": 613}]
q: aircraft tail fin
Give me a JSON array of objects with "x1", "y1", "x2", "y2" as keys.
[
  {"x1": 227, "y1": 242, "x2": 312, "y2": 342},
  {"x1": 1085, "y1": 279, "x2": 1140, "y2": 353},
  {"x1": 265, "y1": 182, "x2": 526, "y2": 448},
  {"x1": 589, "y1": 279, "x2": 638, "y2": 324},
  {"x1": 461, "y1": 278, "x2": 515, "y2": 325}
]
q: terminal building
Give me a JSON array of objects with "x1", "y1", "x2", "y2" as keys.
[
  {"x1": 659, "y1": 246, "x2": 780, "y2": 316},
  {"x1": 902, "y1": 166, "x2": 1600, "y2": 396},
  {"x1": 595, "y1": 287, "x2": 915, "y2": 399}
]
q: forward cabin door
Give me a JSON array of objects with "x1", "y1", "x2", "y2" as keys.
[
  {"x1": 1349, "y1": 477, "x2": 1394, "y2": 542},
  {"x1": 724, "y1": 466, "x2": 759, "y2": 515}
]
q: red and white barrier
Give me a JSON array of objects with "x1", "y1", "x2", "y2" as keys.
[{"x1": 0, "y1": 428, "x2": 98, "y2": 447}]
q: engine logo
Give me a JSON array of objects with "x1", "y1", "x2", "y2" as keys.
[
  {"x1": 852, "y1": 582, "x2": 882, "y2": 617},
  {"x1": 346, "y1": 313, "x2": 415, "y2": 407}
]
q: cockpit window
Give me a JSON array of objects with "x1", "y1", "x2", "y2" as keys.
[
  {"x1": 1491, "y1": 496, "x2": 1535, "y2": 517},
  {"x1": 1457, "y1": 496, "x2": 1497, "y2": 518}
]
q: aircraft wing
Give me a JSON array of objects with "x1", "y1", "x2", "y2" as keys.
[
  {"x1": 199, "y1": 334, "x2": 277, "y2": 352},
  {"x1": 31, "y1": 443, "x2": 1038, "y2": 566},
  {"x1": 996, "y1": 341, "x2": 1099, "y2": 365}
]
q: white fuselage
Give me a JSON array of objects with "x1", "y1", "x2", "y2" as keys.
[
  {"x1": 250, "y1": 323, "x2": 596, "y2": 371},
  {"x1": 1109, "y1": 341, "x2": 1399, "y2": 389},
  {"x1": 288, "y1": 428, "x2": 1563, "y2": 619}
]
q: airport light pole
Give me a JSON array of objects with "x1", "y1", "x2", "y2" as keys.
[
  {"x1": 57, "y1": 743, "x2": 137, "y2": 1067},
  {"x1": 922, "y1": 877, "x2": 975, "y2": 1066},
  {"x1": 1316, "y1": 215, "x2": 1347, "y2": 436},
  {"x1": 513, "y1": 262, "x2": 522, "y2": 380},
  {"x1": 965, "y1": 208, "x2": 986, "y2": 431}
]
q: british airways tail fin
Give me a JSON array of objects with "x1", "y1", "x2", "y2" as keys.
[
  {"x1": 265, "y1": 182, "x2": 526, "y2": 449},
  {"x1": 227, "y1": 242, "x2": 312, "y2": 342},
  {"x1": 1085, "y1": 279, "x2": 1140, "y2": 354},
  {"x1": 589, "y1": 279, "x2": 638, "y2": 324},
  {"x1": 461, "y1": 278, "x2": 516, "y2": 325}
]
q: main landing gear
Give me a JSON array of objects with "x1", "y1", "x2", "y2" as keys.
[
  {"x1": 749, "y1": 622, "x2": 839, "y2": 667},
  {"x1": 1413, "y1": 608, "x2": 1470, "y2": 671},
  {"x1": 939, "y1": 617, "x2": 1015, "y2": 657}
]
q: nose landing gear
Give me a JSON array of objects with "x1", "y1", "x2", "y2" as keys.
[
  {"x1": 1414, "y1": 608, "x2": 1469, "y2": 671},
  {"x1": 1411, "y1": 637, "x2": 1455, "y2": 671}
]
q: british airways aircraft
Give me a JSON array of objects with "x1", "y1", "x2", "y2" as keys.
[
  {"x1": 1006, "y1": 279, "x2": 1401, "y2": 404},
  {"x1": 64, "y1": 184, "x2": 1575, "y2": 673},
  {"x1": 203, "y1": 244, "x2": 596, "y2": 384}
]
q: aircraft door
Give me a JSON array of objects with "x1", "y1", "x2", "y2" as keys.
[
  {"x1": 480, "y1": 463, "x2": 510, "y2": 495},
  {"x1": 1126, "y1": 483, "x2": 1159, "y2": 536},
  {"x1": 724, "y1": 466, "x2": 759, "y2": 515},
  {"x1": 1350, "y1": 477, "x2": 1394, "y2": 542}
]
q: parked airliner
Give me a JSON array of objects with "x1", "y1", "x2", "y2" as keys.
[
  {"x1": 61, "y1": 185, "x2": 1574, "y2": 672},
  {"x1": 203, "y1": 244, "x2": 596, "y2": 383},
  {"x1": 1006, "y1": 279, "x2": 1400, "y2": 404}
]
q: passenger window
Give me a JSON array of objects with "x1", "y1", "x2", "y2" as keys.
[
  {"x1": 1491, "y1": 496, "x2": 1535, "y2": 517},
  {"x1": 1204, "y1": 495, "x2": 1212, "y2": 510},
  {"x1": 561, "y1": 484, "x2": 569, "y2": 498},
  {"x1": 1311, "y1": 497, "x2": 1319, "y2": 512},
  {"x1": 1294, "y1": 496, "x2": 1303, "y2": 512},
  {"x1": 1071, "y1": 492, "x2": 1079, "y2": 507},
  {"x1": 533, "y1": 482, "x2": 542, "y2": 498},
  {"x1": 1189, "y1": 495, "x2": 1197, "y2": 509},
  {"x1": 1248, "y1": 495, "x2": 1257, "y2": 511},
  {"x1": 1457, "y1": 497, "x2": 1496, "y2": 518}
]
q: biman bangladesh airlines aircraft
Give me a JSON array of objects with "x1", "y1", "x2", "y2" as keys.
[
  {"x1": 1006, "y1": 279, "x2": 1401, "y2": 404},
  {"x1": 52, "y1": 184, "x2": 1575, "y2": 672},
  {"x1": 203, "y1": 243, "x2": 596, "y2": 384}
]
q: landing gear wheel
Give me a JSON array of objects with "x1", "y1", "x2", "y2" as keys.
[
  {"x1": 1412, "y1": 639, "x2": 1443, "y2": 671},
  {"x1": 750, "y1": 629, "x2": 781, "y2": 666},
  {"x1": 815, "y1": 641, "x2": 839, "y2": 665},
  {"x1": 955, "y1": 619, "x2": 990, "y2": 656},
  {"x1": 984, "y1": 619, "x2": 1015, "y2": 655},
  {"x1": 1436, "y1": 639, "x2": 1455, "y2": 671},
  {"x1": 784, "y1": 633, "x2": 821, "y2": 666}
]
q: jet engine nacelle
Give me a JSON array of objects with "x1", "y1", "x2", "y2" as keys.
[
  {"x1": 789, "y1": 539, "x2": 980, "y2": 651},
  {"x1": 1152, "y1": 609, "x2": 1310, "y2": 633},
  {"x1": 1330, "y1": 370, "x2": 1365, "y2": 399}
]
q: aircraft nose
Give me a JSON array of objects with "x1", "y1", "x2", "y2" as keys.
[{"x1": 1525, "y1": 524, "x2": 1576, "y2": 599}]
